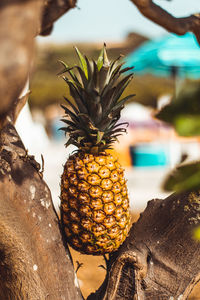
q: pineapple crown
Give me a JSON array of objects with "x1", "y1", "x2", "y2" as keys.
[{"x1": 58, "y1": 44, "x2": 135, "y2": 154}]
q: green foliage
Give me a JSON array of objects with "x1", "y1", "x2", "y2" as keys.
[
  {"x1": 156, "y1": 81, "x2": 200, "y2": 193},
  {"x1": 156, "y1": 81, "x2": 200, "y2": 136},
  {"x1": 97, "y1": 46, "x2": 105, "y2": 71},
  {"x1": 74, "y1": 47, "x2": 88, "y2": 78},
  {"x1": 174, "y1": 115, "x2": 200, "y2": 137},
  {"x1": 163, "y1": 162, "x2": 200, "y2": 192},
  {"x1": 58, "y1": 45, "x2": 135, "y2": 152}
]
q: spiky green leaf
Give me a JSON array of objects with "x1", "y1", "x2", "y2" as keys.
[
  {"x1": 109, "y1": 55, "x2": 123, "y2": 74},
  {"x1": 63, "y1": 96, "x2": 79, "y2": 114},
  {"x1": 66, "y1": 81, "x2": 88, "y2": 114},
  {"x1": 96, "y1": 131, "x2": 104, "y2": 144},
  {"x1": 74, "y1": 47, "x2": 88, "y2": 79},
  {"x1": 112, "y1": 94, "x2": 135, "y2": 112},
  {"x1": 60, "y1": 104, "x2": 80, "y2": 124},
  {"x1": 119, "y1": 66, "x2": 134, "y2": 74},
  {"x1": 97, "y1": 43, "x2": 109, "y2": 70},
  {"x1": 57, "y1": 60, "x2": 73, "y2": 76},
  {"x1": 59, "y1": 45, "x2": 134, "y2": 151},
  {"x1": 112, "y1": 74, "x2": 134, "y2": 104}
]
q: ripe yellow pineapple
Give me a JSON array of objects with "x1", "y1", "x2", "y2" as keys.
[{"x1": 59, "y1": 45, "x2": 135, "y2": 255}]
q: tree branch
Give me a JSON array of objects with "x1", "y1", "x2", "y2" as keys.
[
  {"x1": 0, "y1": 122, "x2": 82, "y2": 300},
  {"x1": 89, "y1": 191, "x2": 200, "y2": 299},
  {"x1": 40, "y1": 0, "x2": 77, "y2": 36},
  {"x1": 130, "y1": 0, "x2": 200, "y2": 44},
  {"x1": 0, "y1": 0, "x2": 77, "y2": 123},
  {"x1": 0, "y1": 0, "x2": 42, "y2": 121}
]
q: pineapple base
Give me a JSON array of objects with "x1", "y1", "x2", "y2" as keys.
[{"x1": 60, "y1": 151, "x2": 131, "y2": 255}]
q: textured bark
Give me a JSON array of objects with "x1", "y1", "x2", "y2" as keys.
[
  {"x1": 0, "y1": 0, "x2": 42, "y2": 120},
  {"x1": 0, "y1": 0, "x2": 77, "y2": 122},
  {"x1": 0, "y1": 122, "x2": 82, "y2": 300},
  {"x1": 130, "y1": 0, "x2": 200, "y2": 44},
  {"x1": 88, "y1": 192, "x2": 200, "y2": 299}
]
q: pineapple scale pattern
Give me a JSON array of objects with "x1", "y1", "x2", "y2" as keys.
[{"x1": 61, "y1": 152, "x2": 131, "y2": 255}]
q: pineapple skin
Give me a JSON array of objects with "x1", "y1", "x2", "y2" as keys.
[{"x1": 60, "y1": 151, "x2": 131, "y2": 255}]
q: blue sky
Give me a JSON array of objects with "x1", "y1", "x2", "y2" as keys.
[{"x1": 38, "y1": 0, "x2": 199, "y2": 43}]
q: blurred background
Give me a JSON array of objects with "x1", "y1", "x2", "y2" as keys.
[{"x1": 15, "y1": 0, "x2": 200, "y2": 298}]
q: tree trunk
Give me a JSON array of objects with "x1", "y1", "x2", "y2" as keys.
[
  {"x1": 0, "y1": 121, "x2": 82, "y2": 299},
  {"x1": 88, "y1": 191, "x2": 200, "y2": 299}
]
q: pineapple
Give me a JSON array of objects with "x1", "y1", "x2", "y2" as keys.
[{"x1": 59, "y1": 45, "x2": 135, "y2": 255}]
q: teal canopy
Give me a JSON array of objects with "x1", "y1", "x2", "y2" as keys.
[{"x1": 124, "y1": 33, "x2": 200, "y2": 79}]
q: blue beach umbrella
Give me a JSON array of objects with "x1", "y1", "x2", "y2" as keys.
[{"x1": 125, "y1": 33, "x2": 200, "y2": 79}]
